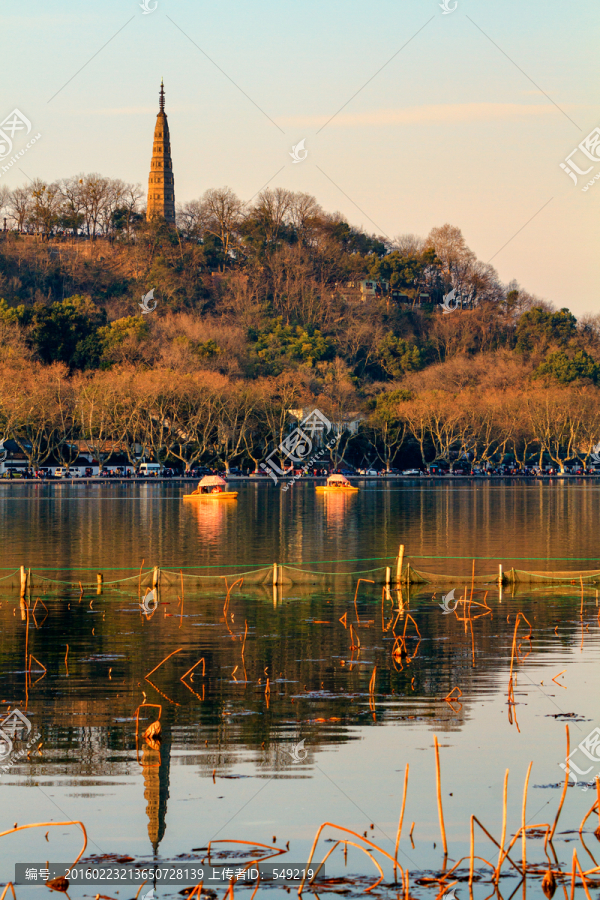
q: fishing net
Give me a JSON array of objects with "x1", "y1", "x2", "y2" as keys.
[
  {"x1": 3, "y1": 558, "x2": 599, "y2": 598},
  {"x1": 401, "y1": 564, "x2": 600, "y2": 585},
  {"x1": 0, "y1": 563, "x2": 392, "y2": 598},
  {"x1": 508, "y1": 567, "x2": 600, "y2": 584}
]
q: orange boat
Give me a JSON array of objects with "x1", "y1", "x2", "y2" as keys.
[
  {"x1": 316, "y1": 473, "x2": 359, "y2": 494},
  {"x1": 183, "y1": 474, "x2": 238, "y2": 500}
]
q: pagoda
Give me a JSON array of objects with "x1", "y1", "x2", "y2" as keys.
[{"x1": 146, "y1": 80, "x2": 175, "y2": 223}]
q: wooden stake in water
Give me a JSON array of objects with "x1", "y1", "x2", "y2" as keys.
[
  {"x1": 96, "y1": 574, "x2": 103, "y2": 595},
  {"x1": 396, "y1": 545, "x2": 404, "y2": 586},
  {"x1": 272, "y1": 563, "x2": 278, "y2": 587},
  {"x1": 20, "y1": 566, "x2": 26, "y2": 598}
]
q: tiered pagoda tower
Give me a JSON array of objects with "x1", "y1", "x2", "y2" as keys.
[{"x1": 146, "y1": 80, "x2": 175, "y2": 223}]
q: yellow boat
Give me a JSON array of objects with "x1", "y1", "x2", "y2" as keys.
[
  {"x1": 184, "y1": 474, "x2": 238, "y2": 500},
  {"x1": 184, "y1": 491, "x2": 238, "y2": 500},
  {"x1": 316, "y1": 474, "x2": 359, "y2": 493}
]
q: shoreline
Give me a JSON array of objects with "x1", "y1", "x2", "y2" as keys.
[{"x1": 0, "y1": 473, "x2": 598, "y2": 485}]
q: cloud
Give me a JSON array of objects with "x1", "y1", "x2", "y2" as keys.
[
  {"x1": 83, "y1": 107, "x2": 157, "y2": 116},
  {"x1": 278, "y1": 103, "x2": 560, "y2": 129}
]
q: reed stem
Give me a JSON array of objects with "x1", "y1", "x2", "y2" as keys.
[{"x1": 434, "y1": 736, "x2": 448, "y2": 857}]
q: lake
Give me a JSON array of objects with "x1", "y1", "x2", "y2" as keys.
[{"x1": 1, "y1": 479, "x2": 600, "y2": 900}]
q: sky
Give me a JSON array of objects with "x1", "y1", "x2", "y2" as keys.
[{"x1": 1, "y1": 0, "x2": 599, "y2": 314}]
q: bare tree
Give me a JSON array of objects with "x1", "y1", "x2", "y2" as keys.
[{"x1": 8, "y1": 185, "x2": 33, "y2": 232}]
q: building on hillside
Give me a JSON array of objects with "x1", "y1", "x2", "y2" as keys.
[
  {"x1": 340, "y1": 280, "x2": 430, "y2": 305},
  {"x1": 146, "y1": 80, "x2": 176, "y2": 223}
]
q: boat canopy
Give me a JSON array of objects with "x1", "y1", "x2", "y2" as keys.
[
  {"x1": 327, "y1": 473, "x2": 351, "y2": 485},
  {"x1": 199, "y1": 474, "x2": 227, "y2": 487}
]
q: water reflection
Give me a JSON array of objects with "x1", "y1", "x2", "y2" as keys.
[
  {"x1": 142, "y1": 734, "x2": 171, "y2": 856},
  {"x1": 3, "y1": 483, "x2": 600, "y2": 896},
  {"x1": 319, "y1": 489, "x2": 356, "y2": 533},
  {"x1": 2, "y1": 479, "x2": 600, "y2": 576},
  {"x1": 185, "y1": 495, "x2": 237, "y2": 546}
]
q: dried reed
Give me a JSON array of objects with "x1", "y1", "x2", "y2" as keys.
[
  {"x1": 444, "y1": 686, "x2": 462, "y2": 703},
  {"x1": 578, "y1": 791, "x2": 600, "y2": 836},
  {"x1": 574, "y1": 849, "x2": 593, "y2": 900},
  {"x1": 368, "y1": 667, "x2": 377, "y2": 694},
  {"x1": 472, "y1": 815, "x2": 522, "y2": 878},
  {"x1": 494, "y1": 769, "x2": 509, "y2": 881},
  {"x1": 28, "y1": 655, "x2": 46, "y2": 675},
  {"x1": 145, "y1": 647, "x2": 183, "y2": 679},
  {"x1": 310, "y1": 839, "x2": 384, "y2": 893},
  {"x1": 0, "y1": 821, "x2": 87, "y2": 867},
  {"x1": 353, "y1": 578, "x2": 374, "y2": 626},
  {"x1": 138, "y1": 559, "x2": 145, "y2": 598},
  {"x1": 204, "y1": 839, "x2": 285, "y2": 866},
  {"x1": 394, "y1": 763, "x2": 409, "y2": 880},
  {"x1": 549, "y1": 725, "x2": 569, "y2": 841},
  {"x1": 134, "y1": 702, "x2": 162, "y2": 765},
  {"x1": 434, "y1": 736, "x2": 448, "y2": 857},
  {"x1": 469, "y1": 815, "x2": 475, "y2": 883},
  {"x1": 297, "y1": 822, "x2": 402, "y2": 896},
  {"x1": 181, "y1": 657, "x2": 206, "y2": 681},
  {"x1": 522, "y1": 761, "x2": 533, "y2": 871}
]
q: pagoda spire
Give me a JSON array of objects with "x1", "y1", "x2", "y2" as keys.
[{"x1": 146, "y1": 80, "x2": 175, "y2": 224}]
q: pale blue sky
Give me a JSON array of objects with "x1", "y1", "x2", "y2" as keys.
[{"x1": 2, "y1": 0, "x2": 599, "y2": 313}]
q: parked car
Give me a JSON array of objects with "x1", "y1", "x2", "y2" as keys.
[
  {"x1": 139, "y1": 463, "x2": 161, "y2": 476},
  {"x1": 359, "y1": 468, "x2": 379, "y2": 476},
  {"x1": 402, "y1": 469, "x2": 421, "y2": 476},
  {"x1": 55, "y1": 467, "x2": 75, "y2": 478}
]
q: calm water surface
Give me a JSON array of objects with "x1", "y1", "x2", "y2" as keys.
[{"x1": 1, "y1": 481, "x2": 599, "y2": 900}]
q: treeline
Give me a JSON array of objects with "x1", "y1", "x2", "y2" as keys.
[
  {"x1": 2, "y1": 361, "x2": 600, "y2": 473},
  {"x1": 1, "y1": 177, "x2": 600, "y2": 471}
]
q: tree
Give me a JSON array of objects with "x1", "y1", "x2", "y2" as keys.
[
  {"x1": 199, "y1": 187, "x2": 243, "y2": 264},
  {"x1": 365, "y1": 389, "x2": 410, "y2": 471},
  {"x1": 8, "y1": 185, "x2": 33, "y2": 232},
  {"x1": 30, "y1": 180, "x2": 63, "y2": 238},
  {"x1": 212, "y1": 382, "x2": 258, "y2": 473},
  {"x1": 376, "y1": 334, "x2": 424, "y2": 379},
  {"x1": 515, "y1": 307, "x2": 578, "y2": 353},
  {"x1": 534, "y1": 349, "x2": 599, "y2": 385},
  {"x1": 28, "y1": 295, "x2": 106, "y2": 368},
  {"x1": 522, "y1": 389, "x2": 585, "y2": 472},
  {"x1": 6, "y1": 364, "x2": 65, "y2": 468},
  {"x1": 369, "y1": 247, "x2": 438, "y2": 303},
  {"x1": 403, "y1": 391, "x2": 470, "y2": 470},
  {"x1": 426, "y1": 224, "x2": 502, "y2": 307}
]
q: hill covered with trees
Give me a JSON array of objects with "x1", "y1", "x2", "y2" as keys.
[{"x1": 0, "y1": 176, "x2": 599, "y2": 472}]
